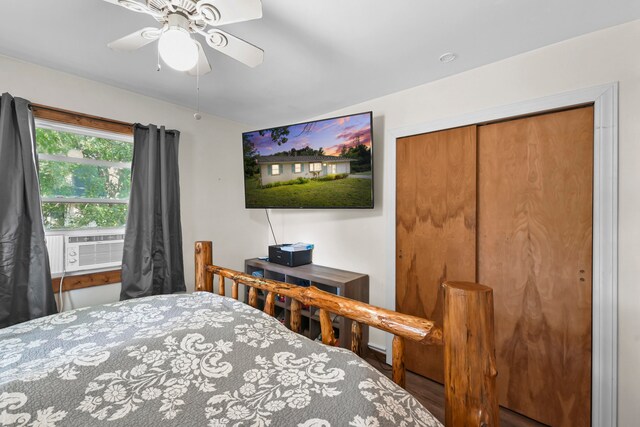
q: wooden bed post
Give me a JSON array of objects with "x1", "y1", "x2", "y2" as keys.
[
  {"x1": 351, "y1": 321, "x2": 363, "y2": 356},
  {"x1": 392, "y1": 335, "x2": 406, "y2": 388},
  {"x1": 248, "y1": 287, "x2": 259, "y2": 308},
  {"x1": 195, "y1": 241, "x2": 213, "y2": 292},
  {"x1": 232, "y1": 280, "x2": 239, "y2": 300},
  {"x1": 264, "y1": 292, "x2": 276, "y2": 316},
  {"x1": 218, "y1": 274, "x2": 225, "y2": 296},
  {"x1": 442, "y1": 281, "x2": 499, "y2": 427},
  {"x1": 319, "y1": 308, "x2": 337, "y2": 346},
  {"x1": 290, "y1": 299, "x2": 302, "y2": 333}
]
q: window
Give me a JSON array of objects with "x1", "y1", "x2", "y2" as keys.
[
  {"x1": 271, "y1": 164, "x2": 281, "y2": 175},
  {"x1": 294, "y1": 163, "x2": 302, "y2": 173},
  {"x1": 35, "y1": 120, "x2": 133, "y2": 230},
  {"x1": 309, "y1": 162, "x2": 322, "y2": 172}
]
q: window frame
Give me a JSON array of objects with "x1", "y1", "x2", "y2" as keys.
[
  {"x1": 34, "y1": 118, "x2": 134, "y2": 230},
  {"x1": 271, "y1": 164, "x2": 281, "y2": 175},
  {"x1": 309, "y1": 162, "x2": 322, "y2": 172},
  {"x1": 294, "y1": 163, "x2": 302, "y2": 173},
  {"x1": 31, "y1": 105, "x2": 134, "y2": 288}
]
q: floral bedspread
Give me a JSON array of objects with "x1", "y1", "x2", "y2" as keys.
[{"x1": 0, "y1": 292, "x2": 441, "y2": 426}]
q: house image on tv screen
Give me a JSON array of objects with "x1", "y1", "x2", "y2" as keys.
[{"x1": 257, "y1": 155, "x2": 355, "y2": 185}]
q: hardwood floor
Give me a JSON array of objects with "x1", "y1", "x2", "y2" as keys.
[{"x1": 364, "y1": 351, "x2": 547, "y2": 427}]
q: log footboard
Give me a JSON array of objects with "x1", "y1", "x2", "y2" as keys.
[{"x1": 195, "y1": 241, "x2": 498, "y2": 426}]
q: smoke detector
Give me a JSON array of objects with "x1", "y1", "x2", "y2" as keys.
[{"x1": 439, "y1": 52, "x2": 457, "y2": 63}]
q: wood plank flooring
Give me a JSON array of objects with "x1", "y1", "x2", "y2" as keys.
[{"x1": 363, "y1": 352, "x2": 547, "y2": 427}]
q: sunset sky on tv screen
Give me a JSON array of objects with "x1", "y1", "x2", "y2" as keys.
[{"x1": 245, "y1": 112, "x2": 371, "y2": 156}]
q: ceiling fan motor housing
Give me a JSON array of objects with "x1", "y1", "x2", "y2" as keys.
[
  {"x1": 166, "y1": 13, "x2": 192, "y2": 33},
  {"x1": 147, "y1": 0, "x2": 198, "y2": 16}
]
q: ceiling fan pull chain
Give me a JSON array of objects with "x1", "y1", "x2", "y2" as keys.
[
  {"x1": 194, "y1": 58, "x2": 202, "y2": 120},
  {"x1": 156, "y1": 41, "x2": 161, "y2": 71}
]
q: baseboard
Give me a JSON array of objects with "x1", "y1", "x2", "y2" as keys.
[{"x1": 367, "y1": 343, "x2": 386, "y2": 359}]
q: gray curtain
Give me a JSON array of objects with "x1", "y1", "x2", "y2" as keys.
[
  {"x1": 0, "y1": 93, "x2": 57, "y2": 327},
  {"x1": 120, "y1": 124, "x2": 185, "y2": 300}
]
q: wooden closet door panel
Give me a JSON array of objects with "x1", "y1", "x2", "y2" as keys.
[
  {"x1": 477, "y1": 107, "x2": 593, "y2": 426},
  {"x1": 396, "y1": 125, "x2": 477, "y2": 383}
]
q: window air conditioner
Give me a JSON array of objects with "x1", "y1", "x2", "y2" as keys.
[{"x1": 65, "y1": 233, "x2": 125, "y2": 272}]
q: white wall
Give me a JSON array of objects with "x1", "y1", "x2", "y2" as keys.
[
  {"x1": 268, "y1": 19, "x2": 640, "y2": 424},
  {"x1": 0, "y1": 53, "x2": 268, "y2": 308},
  {"x1": 55, "y1": 283, "x2": 121, "y2": 310}
]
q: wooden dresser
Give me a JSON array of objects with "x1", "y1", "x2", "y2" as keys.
[{"x1": 244, "y1": 258, "x2": 369, "y2": 349}]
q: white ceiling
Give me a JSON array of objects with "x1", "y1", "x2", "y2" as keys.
[{"x1": 1, "y1": 0, "x2": 639, "y2": 127}]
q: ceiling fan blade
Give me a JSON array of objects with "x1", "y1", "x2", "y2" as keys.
[
  {"x1": 205, "y1": 29, "x2": 264, "y2": 67},
  {"x1": 102, "y1": 0, "x2": 163, "y2": 18},
  {"x1": 187, "y1": 41, "x2": 213, "y2": 76},
  {"x1": 107, "y1": 27, "x2": 162, "y2": 52},
  {"x1": 196, "y1": 0, "x2": 262, "y2": 26}
]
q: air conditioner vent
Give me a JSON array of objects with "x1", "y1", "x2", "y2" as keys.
[
  {"x1": 68, "y1": 234, "x2": 125, "y2": 243},
  {"x1": 45, "y1": 235, "x2": 65, "y2": 275}
]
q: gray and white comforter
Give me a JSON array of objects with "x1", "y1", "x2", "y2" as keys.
[{"x1": 0, "y1": 292, "x2": 441, "y2": 426}]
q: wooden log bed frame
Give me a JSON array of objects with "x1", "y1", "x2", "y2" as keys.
[{"x1": 195, "y1": 241, "x2": 499, "y2": 426}]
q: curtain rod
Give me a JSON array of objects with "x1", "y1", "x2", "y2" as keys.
[
  {"x1": 30, "y1": 103, "x2": 134, "y2": 128},
  {"x1": 133, "y1": 123, "x2": 179, "y2": 135},
  {"x1": 30, "y1": 104, "x2": 178, "y2": 136}
]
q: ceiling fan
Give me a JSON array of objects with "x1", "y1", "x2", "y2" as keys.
[{"x1": 103, "y1": 0, "x2": 264, "y2": 75}]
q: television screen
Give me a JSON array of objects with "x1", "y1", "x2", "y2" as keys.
[{"x1": 242, "y1": 112, "x2": 373, "y2": 209}]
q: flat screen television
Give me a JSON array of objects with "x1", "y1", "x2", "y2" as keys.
[{"x1": 242, "y1": 111, "x2": 373, "y2": 209}]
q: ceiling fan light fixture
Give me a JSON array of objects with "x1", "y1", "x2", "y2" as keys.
[
  {"x1": 105, "y1": 0, "x2": 265, "y2": 71},
  {"x1": 158, "y1": 14, "x2": 199, "y2": 71}
]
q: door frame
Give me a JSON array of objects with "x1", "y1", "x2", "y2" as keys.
[{"x1": 384, "y1": 83, "x2": 618, "y2": 427}]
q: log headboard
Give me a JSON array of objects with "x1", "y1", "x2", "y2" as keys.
[{"x1": 194, "y1": 241, "x2": 498, "y2": 426}]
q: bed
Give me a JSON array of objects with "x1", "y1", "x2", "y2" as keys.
[{"x1": 0, "y1": 241, "x2": 498, "y2": 426}]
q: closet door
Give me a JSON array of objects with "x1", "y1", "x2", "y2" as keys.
[
  {"x1": 477, "y1": 106, "x2": 593, "y2": 426},
  {"x1": 396, "y1": 125, "x2": 477, "y2": 382}
]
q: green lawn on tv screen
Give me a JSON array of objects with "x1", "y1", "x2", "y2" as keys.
[{"x1": 244, "y1": 177, "x2": 372, "y2": 208}]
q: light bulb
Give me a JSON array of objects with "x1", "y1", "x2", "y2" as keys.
[{"x1": 158, "y1": 27, "x2": 198, "y2": 72}]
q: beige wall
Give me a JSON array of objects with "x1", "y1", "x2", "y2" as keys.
[
  {"x1": 0, "y1": 53, "x2": 268, "y2": 308},
  {"x1": 268, "y1": 20, "x2": 640, "y2": 424}
]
